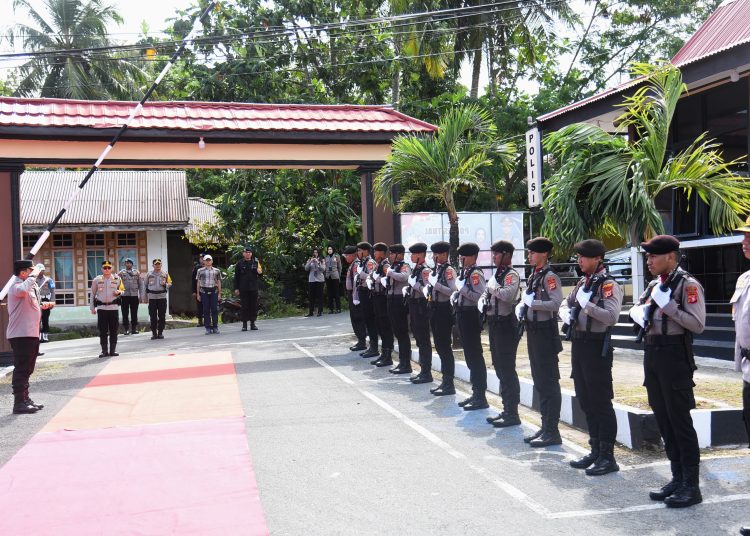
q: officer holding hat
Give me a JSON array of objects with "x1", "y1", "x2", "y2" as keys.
[
  {"x1": 355, "y1": 242, "x2": 380, "y2": 358},
  {"x1": 119, "y1": 257, "x2": 143, "y2": 335},
  {"x1": 34, "y1": 263, "x2": 55, "y2": 343},
  {"x1": 145, "y1": 258, "x2": 172, "y2": 339},
  {"x1": 428, "y1": 241, "x2": 458, "y2": 396},
  {"x1": 629, "y1": 234, "x2": 705, "y2": 508},
  {"x1": 407, "y1": 242, "x2": 433, "y2": 384},
  {"x1": 90, "y1": 260, "x2": 124, "y2": 358},
  {"x1": 234, "y1": 244, "x2": 262, "y2": 331},
  {"x1": 370, "y1": 242, "x2": 394, "y2": 367},
  {"x1": 385, "y1": 243, "x2": 412, "y2": 374},
  {"x1": 343, "y1": 245, "x2": 367, "y2": 351}
]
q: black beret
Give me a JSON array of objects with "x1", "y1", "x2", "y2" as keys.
[
  {"x1": 373, "y1": 242, "x2": 388, "y2": 252},
  {"x1": 14, "y1": 259, "x2": 33, "y2": 273},
  {"x1": 490, "y1": 240, "x2": 515, "y2": 254},
  {"x1": 526, "y1": 237, "x2": 554, "y2": 253},
  {"x1": 243, "y1": 244, "x2": 253, "y2": 252},
  {"x1": 408, "y1": 242, "x2": 428, "y2": 253},
  {"x1": 356, "y1": 241, "x2": 372, "y2": 251},
  {"x1": 574, "y1": 239, "x2": 606, "y2": 258},
  {"x1": 457, "y1": 242, "x2": 480, "y2": 256},
  {"x1": 389, "y1": 244, "x2": 405, "y2": 254},
  {"x1": 641, "y1": 234, "x2": 680, "y2": 254},
  {"x1": 343, "y1": 245, "x2": 357, "y2": 254},
  {"x1": 430, "y1": 241, "x2": 450, "y2": 254}
]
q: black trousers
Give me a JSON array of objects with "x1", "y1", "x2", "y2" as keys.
[
  {"x1": 527, "y1": 319, "x2": 562, "y2": 432},
  {"x1": 372, "y1": 294, "x2": 393, "y2": 350},
  {"x1": 308, "y1": 282, "x2": 324, "y2": 314},
  {"x1": 40, "y1": 307, "x2": 51, "y2": 333},
  {"x1": 388, "y1": 295, "x2": 410, "y2": 360},
  {"x1": 571, "y1": 336, "x2": 617, "y2": 443},
  {"x1": 409, "y1": 298, "x2": 432, "y2": 371},
  {"x1": 195, "y1": 295, "x2": 203, "y2": 325},
  {"x1": 97, "y1": 309, "x2": 119, "y2": 352},
  {"x1": 359, "y1": 289, "x2": 378, "y2": 349},
  {"x1": 346, "y1": 291, "x2": 367, "y2": 343},
  {"x1": 488, "y1": 315, "x2": 520, "y2": 413},
  {"x1": 120, "y1": 296, "x2": 140, "y2": 330},
  {"x1": 457, "y1": 307, "x2": 486, "y2": 397},
  {"x1": 149, "y1": 299, "x2": 167, "y2": 334},
  {"x1": 429, "y1": 302, "x2": 455, "y2": 379},
  {"x1": 744, "y1": 381, "x2": 750, "y2": 449},
  {"x1": 644, "y1": 342, "x2": 700, "y2": 467},
  {"x1": 326, "y1": 278, "x2": 341, "y2": 311},
  {"x1": 240, "y1": 290, "x2": 258, "y2": 322},
  {"x1": 9, "y1": 337, "x2": 39, "y2": 396}
]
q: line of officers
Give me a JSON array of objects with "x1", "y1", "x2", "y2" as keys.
[{"x1": 343, "y1": 234, "x2": 708, "y2": 509}]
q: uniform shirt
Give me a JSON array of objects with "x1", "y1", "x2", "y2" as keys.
[
  {"x1": 324, "y1": 254, "x2": 342, "y2": 280},
  {"x1": 561, "y1": 267, "x2": 623, "y2": 333},
  {"x1": 357, "y1": 256, "x2": 376, "y2": 290},
  {"x1": 431, "y1": 263, "x2": 458, "y2": 303},
  {"x1": 196, "y1": 266, "x2": 222, "y2": 289},
  {"x1": 305, "y1": 258, "x2": 325, "y2": 283},
  {"x1": 145, "y1": 270, "x2": 172, "y2": 300},
  {"x1": 6, "y1": 275, "x2": 41, "y2": 339},
  {"x1": 409, "y1": 264, "x2": 430, "y2": 301},
  {"x1": 639, "y1": 269, "x2": 705, "y2": 336},
  {"x1": 731, "y1": 270, "x2": 750, "y2": 382},
  {"x1": 487, "y1": 266, "x2": 520, "y2": 317},
  {"x1": 525, "y1": 264, "x2": 563, "y2": 322},
  {"x1": 386, "y1": 260, "x2": 411, "y2": 297},
  {"x1": 35, "y1": 274, "x2": 56, "y2": 302},
  {"x1": 457, "y1": 264, "x2": 486, "y2": 307},
  {"x1": 235, "y1": 259, "x2": 261, "y2": 292},
  {"x1": 371, "y1": 258, "x2": 390, "y2": 296},
  {"x1": 118, "y1": 268, "x2": 143, "y2": 297},
  {"x1": 90, "y1": 274, "x2": 124, "y2": 312}
]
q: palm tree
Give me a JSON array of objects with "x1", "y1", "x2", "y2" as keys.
[
  {"x1": 8, "y1": 0, "x2": 146, "y2": 99},
  {"x1": 373, "y1": 104, "x2": 516, "y2": 262}
]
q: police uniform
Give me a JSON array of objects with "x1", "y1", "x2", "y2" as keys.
[
  {"x1": 484, "y1": 240, "x2": 522, "y2": 427},
  {"x1": 520, "y1": 237, "x2": 563, "y2": 447},
  {"x1": 356, "y1": 242, "x2": 380, "y2": 358},
  {"x1": 455, "y1": 242, "x2": 488, "y2": 410},
  {"x1": 428, "y1": 241, "x2": 457, "y2": 396},
  {"x1": 235, "y1": 246, "x2": 262, "y2": 331},
  {"x1": 385, "y1": 244, "x2": 412, "y2": 374},
  {"x1": 561, "y1": 239, "x2": 623, "y2": 475},
  {"x1": 370, "y1": 243, "x2": 394, "y2": 366},
  {"x1": 343, "y1": 246, "x2": 367, "y2": 351},
  {"x1": 119, "y1": 259, "x2": 143, "y2": 335},
  {"x1": 196, "y1": 256, "x2": 221, "y2": 333},
  {"x1": 407, "y1": 243, "x2": 433, "y2": 384},
  {"x1": 145, "y1": 259, "x2": 172, "y2": 339},
  {"x1": 324, "y1": 247, "x2": 342, "y2": 313},
  {"x1": 631, "y1": 235, "x2": 705, "y2": 508},
  {"x1": 35, "y1": 266, "x2": 55, "y2": 343},
  {"x1": 90, "y1": 260, "x2": 124, "y2": 357}
]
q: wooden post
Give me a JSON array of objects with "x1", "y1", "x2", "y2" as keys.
[{"x1": 0, "y1": 164, "x2": 24, "y2": 365}]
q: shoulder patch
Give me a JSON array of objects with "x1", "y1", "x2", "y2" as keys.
[
  {"x1": 602, "y1": 282, "x2": 614, "y2": 298},
  {"x1": 471, "y1": 272, "x2": 481, "y2": 285},
  {"x1": 504, "y1": 274, "x2": 514, "y2": 285},
  {"x1": 546, "y1": 275, "x2": 557, "y2": 290},
  {"x1": 686, "y1": 285, "x2": 699, "y2": 304}
]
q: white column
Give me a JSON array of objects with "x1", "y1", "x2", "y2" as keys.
[
  {"x1": 146, "y1": 230, "x2": 171, "y2": 318},
  {"x1": 631, "y1": 246, "x2": 644, "y2": 301}
]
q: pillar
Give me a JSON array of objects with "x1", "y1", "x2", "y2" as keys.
[
  {"x1": 0, "y1": 164, "x2": 24, "y2": 364},
  {"x1": 359, "y1": 165, "x2": 398, "y2": 245}
]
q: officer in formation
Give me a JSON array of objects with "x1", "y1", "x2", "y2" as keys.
[
  {"x1": 90, "y1": 260, "x2": 124, "y2": 358},
  {"x1": 629, "y1": 235, "x2": 705, "y2": 508},
  {"x1": 384, "y1": 244, "x2": 411, "y2": 374},
  {"x1": 406, "y1": 243, "x2": 433, "y2": 384},
  {"x1": 145, "y1": 259, "x2": 172, "y2": 339},
  {"x1": 192, "y1": 254, "x2": 205, "y2": 327},
  {"x1": 427, "y1": 241, "x2": 457, "y2": 396},
  {"x1": 119, "y1": 257, "x2": 143, "y2": 335},
  {"x1": 196, "y1": 254, "x2": 222, "y2": 334},
  {"x1": 560, "y1": 239, "x2": 622, "y2": 475},
  {"x1": 369, "y1": 243, "x2": 394, "y2": 367},
  {"x1": 355, "y1": 242, "x2": 379, "y2": 358},
  {"x1": 343, "y1": 245, "x2": 367, "y2": 351},
  {"x1": 234, "y1": 245, "x2": 262, "y2": 331},
  {"x1": 483, "y1": 240, "x2": 522, "y2": 428},
  {"x1": 34, "y1": 264, "x2": 55, "y2": 343},
  {"x1": 454, "y1": 242, "x2": 488, "y2": 410}
]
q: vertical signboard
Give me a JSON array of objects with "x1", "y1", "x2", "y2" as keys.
[{"x1": 526, "y1": 128, "x2": 543, "y2": 208}]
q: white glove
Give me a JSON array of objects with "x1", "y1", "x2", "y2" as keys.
[
  {"x1": 487, "y1": 276, "x2": 498, "y2": 290},
  {"x1": 428, "y1": 272, "x2": 438, "y2": 286},
  {"x1": 356, "y1": 265, "x2": 363, "y2": 274},
  {"x1": 422, "y1": 286, "x2": 430, "y2": 299},
  {"x1": 353, "y1": 298, "x2": 360, "y2": 306},
  {"x1": 576, "y1": 287, "x2": 592, "y2": 308},
  {"x1": 366, "y1": 278, "x2": 373, "y2": 290},
  {"x1": 402, "y1": 286, "x2": 409, "y2": 297},
  {"x1": 450, "y1": 291, "x2": 459, "y2": 306},
  {"x1": 522, "y1": 291, "x2": 534, "y2": 307},
  {"x1": 559, "y1": 307, "x2": 571, "y2": 325},
  {"x1": 455, "y1": 277, "x2": 466, "y2": 291},
  {"x1": 515, "y1": 302, "x2": 525, "y2": 321},
  {"x1": 380, "y1": 276, "x2": 388, "y2": 288},
  {"x1": 651, "y1": 285, "x2": 671, "y2": 308},
  {"x1": 629, "y1": 304, "x2": 645, "y2": 328},
  {"x1": 408, "y1": 274, "x2": 418, "y2": 288},
  {"x1": 353, "y1": 273, "x2": 360, "y2": 284},
  {"x1": 372, "y1": 273, "x2": 381, "y2": 281},
  {"x1": 477, "y1": 295, "x2": 487, "y2": 313}
]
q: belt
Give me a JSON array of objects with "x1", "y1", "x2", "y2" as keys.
[
  {"x1": 488, "y1": 314, "x2": 514, "y2": 323},
  {"x1": 456, "y1": 305, "x2": 478, "y2": 311},
  {"x1": 570, "y1": 330, "x2": 606, "y2": 341},
  {"x1": 740, "y1": 347, "x2": 750, "y2": 359},
  {"x1": 147, "y1": 289, "x2": 167, "y2": 294},
  {"x1": 645, "y1": 334, "x2": 687, "y2": 346},
  {"x1": 525, "y1": 318, "x2": 557, "y2": 331},
  {"x1": 200, "y1": 287, "x2": 217, "y2": 292}
]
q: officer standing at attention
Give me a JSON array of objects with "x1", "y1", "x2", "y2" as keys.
[
  {"x1": 343, "y1": 245, "x2": 367, "y2": 351},
  {"x1": 629, "y1": 235, "x2": 705, "y2": 508},
  {"x1": 324, "y1": 244, "x2": 342, "y2": 314},
  {"x1": 34, "y1": 264, "x2": 55, "y2": 343},
  {"x1": 518, "y1": 237, "x2": 563, "y2": 447},
  {"x1": 192, "y1": 254, "x2": 205, "y2": 327},
  {"x1": 197, "y1": 255, "x2": 222, "y2": 334},
  {"x1": 234, "y1": 245, "x2": 262, "y2": 331},
  {"x1": 484, "y1": 240, "x2": 522, "y2": 428},
  {"x1": 385, "y1": 244, "x2": 412, "y2": 374},
  {"x1": 356, "y1": 242, "x2": 380, "y2": 358},
  {"x1": 559, "y1": 239, "x2": 623, "y2": 475},
  {"x1": 370, "y1": 243, "x2": 394, "y2": 367},
  {"x1": 454, "y1": 242, "x2": 488, "y2": 410},
  {"x1": 407, "y1": 243, "x2": 433, "y2": 384},
  {"x1": 90, "y1": 260, "x2": 124, "y2": 358},
  {"x1": 119, "y1": 258, "x2": 143, "y2": 335},
  {"x1": 428, "y1": 241, "x2": 457, "y2": 396},
  {"x1": 145, "y1": 258, "x2": 172, "y2": 339}
]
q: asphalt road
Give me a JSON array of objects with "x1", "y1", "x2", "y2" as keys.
[{"x1": 2, "y1": 315, "x2": 749, "y2": 535}]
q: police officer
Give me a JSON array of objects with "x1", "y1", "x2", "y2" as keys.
[
  {"x1": 119, "y1": 257, "x2": 143, "y2": 335},
  {"x1": 192, "y1": 254, "x2": 205, "y2": 327},
  {"x1": 90, "y1": 260, "x2": 124, "y2": 358},
  {"x1": 234, "y1": 245, "x2": 262, "y2": 331},
  {"x1": 454, "y1": 242, "x2": 488, "y2": 410},
  {"x1": 629, "y1": 235, "x2": 705, "y2": 508},
  {"x1": 407, "y1": 243, "x2": 433, "y2": 384},
  {"x1": 197, "y1": 255, "x2": 222, "y2": 334},
  {"x1": 560, "y1": 239, "x2": 622, "y2": 475},
  {"x1": 145, "y1": 258, "x2": 172, "y2": 339},
  {"x1": 385, "y1": 244, "x2": 412, "y2": 374},
  {"x1": 428, "y1": 241, "x2": 457, "y2": 396},
  {"x1": 483, "y1": 240, "x2": 522, "y2": 428},
  {"x1": 356, "y1": 242, "x2": 380, "y2": 358},
  {"x1": 324, "y1": 244, "x2": 342, "y2": 314},
  {"x1": 518, "y1": 237, "x2": 563, "y2": 447},
  {"x1": 370, "y1": 243, "x2": 394, "y2": 367},
  {"x1": 343, "y1": 245, "x2": 367, "y2": 351},
  {"x1": 35, "y1": 264, "x2": 55, "y2": 343}
]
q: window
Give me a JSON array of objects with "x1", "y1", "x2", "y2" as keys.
[
  {"x1": 86, "y1": 250, "x2": 106, "y2": 286},
  {"x1": 52, "y1": 233, "x2": 73, "y2": 248},
  {"x1": 53, "y1": 250, "x2": 75, "y2": 305},
  {"x1": 117, "y1": 248, "x2": 137, "y2": 270},
  {"x1": 117, "y1": 233, "x2": 137, "y2": 246},
  {"x1": 23, "y1": 234, "x2": 40, "y2": 249},
  {"x1": 86, "y1": 233, "x2": 105, "y2": 247}
]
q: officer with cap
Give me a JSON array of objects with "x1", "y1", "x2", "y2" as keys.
[
  {"x1": 90, "y1": 260, "x2": 124, "y2": 358},
  {"x1": 560, "y1": 239, "x2": 623, "y2": 475},
  {"x1": 119, "y1": 257, "x2": 143, "y2": 335},
  {"x1": 428, "y1": 241, "x2": 458, "y2": 396},
  {"x1": 454, "y1": 242, "x2": 489, "y2": 410},
  {"x1": 343, "y1": 245, "x2": 367, "y2": 351},
  {"x1": 483, "y1": 240, "x2": 522, "y2": 427},
  {"x1": 385, "y1": 244, "x2": 412, "y2": 374},
  {"x1": 355, "y1": 242, "x2": 380, "y2": 358},
  {"x1": 518, "y1": 237, "x2": 563, "y2": 447},
  {"x1": 197, "y1": 255, "x2": 222, "y2": 334},
  {"x1": 145, "y1": 258, "x2": 172, "y2": 339},
  {"x1": 629, "y1": 234, "x2": 705, "y2": 508},
  {"x1": 407, "y1": 243, "x2": 433, "y2": 384},
  {"x1": 234, "y1": 244, "x2": 262, "y2": 331},
  {"x1": 370, "y1": 243, "x2": 394, "y2": 367},
  {"x1": 191, "y1": 254, "x2": 205, "y2": 327},
  {"x1": 34, "y1": 264, "x2": 55, "y2": 343}
]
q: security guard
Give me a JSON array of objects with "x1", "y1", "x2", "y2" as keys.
[
  {"x1": 518, "y1": 237, "x2": 563, "y2": 447},
  {"x1": 145, "y1": 258, "x2": 172, "y2": 339},
  {"x1": 356, "y1": 242, "x2": 379, "y2": 358},
  {"x1": 629, "y1": 234, "x2": 705, "y2": 508},
  {"x1": 370, "y1": 243, "x2": 394, "y2": 367},
  {"x1": 407, "y1": 243, "x2": 433, "y2": 384},
  {"x1": 428, "y1": 241, "x2": 457, "y2": 396},
  {"x1": 35, "y1": 264, "x2": 55, "y2": 343},
  {"x1": 197, "y1": 254, "x2": 222, "y2": 334},
  {"x1": 385, "y1": 244, "x2": 412, "y2": 374},
  {"x1": 484, "y1": 240, "x2": 522, "y2": 427},
  {"x1": 344, "y1": 245, "x2": 367, "y2": 351},
  {"x1": 454, "y1": 242, "x2": 488, "y2": 410},
  {"x1": 119, "y1": 257, "x2": 143, "y2": 335},
  {"x1": 90, "y1": 260, "x2": 124, "y2": 358},
  {"x1": 560, "y1": 239, "x2": 622, "y2": 475},
  {"x1": 234, "y1": 245, "x2": 262, "y2": 331}
]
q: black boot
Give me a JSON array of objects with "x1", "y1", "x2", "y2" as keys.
[
  {"x1": 24, "y1": 389, "x2": 43, "y2": 410},
  {"x1": 739, "y1": 527, "x2": 750, "y2": 535},
  {"x1": 350, "y1": 340, "x2": 367, "y2": 352},
  {"x1": 360, "y1": 345, "x2": 380, "y2": 358},
  {"x1": 151, "y1": 330, "x2": 158, "y2": 340},
  {"x1": 492, "y1": 412, "x2": 521, "y2": 428},
  {"x1": 586, "y1": 441, "x2": 619, "y2": 476},
  {"x1": 374, "y1": 349, "x2": 393, "y2": 367},
  {"x1": 529, "y1": 425, "x2": 562, "y2": 447},
  {"x1": 242, "y1": 322, "x2": 248, "y2": 332},
  {"x1": 649, "y1": 462, "x2": 682, "y2": 501},
  {"x1": 458, "y1": 395, "x2": 475, "y2": 407},
  {"x1": 13, "y1": 394, "x2": 38, "y2": 414},
  {"x1": 664, "y1": 465, "x2": 702, "y2": 508},
  {"x1": 251, "y1": 322, "x2": 258, "y2": 330},
  {"x1": 410, "y1": 371, "x2": 433, "y2": 384},
  {"x1": 109, "y1": 344, "x2": 119, "y2": 357},
  {"x1": 570, "y1": 438, "x2": 600, "y2": 469},
  {"x1": 431, "y1": 378, "x2": 455, "y2": 396},
  {"x1": 390, "y1": 354, "x2": 412, "y2": 374},
  {"x1": 524, "y1": 429, "x2": 543, "y2": 444},
  {"x1": 99, "y1": 346, "x2": 109, "y2": 358},
  {"x1": 463, "y1": 397, "x2": 489, "y2": 411}
]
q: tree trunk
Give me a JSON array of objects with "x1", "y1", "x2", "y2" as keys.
[
  {"x1": 391, "y1": 68, "x2": 400, "y2": 108},
  {"x1": 470, "y1": 48, "x2": 482, "y2": 99}
]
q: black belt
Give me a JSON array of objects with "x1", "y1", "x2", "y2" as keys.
[
  {"x1": 645, "y1": 334, "x2": 687, "y2": 346},
  {"x1": 456, "y1": 305, "x2": 478, "y2": 311},
  {"x1": 570, "y1": 330, "x2": 606, "y2": 341},
  {"x1": 200, "y1": 287, "x2": 217, "y2": 293},
  {"x1": 525, "y1": 318, "x2": 557, "y2": 331},
  {"x1": 147, "y1": 289, "x2": 167, "y2": 294},
  {"x1": 488, "y1": 314, "x2": 514, "y2": 323}
]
